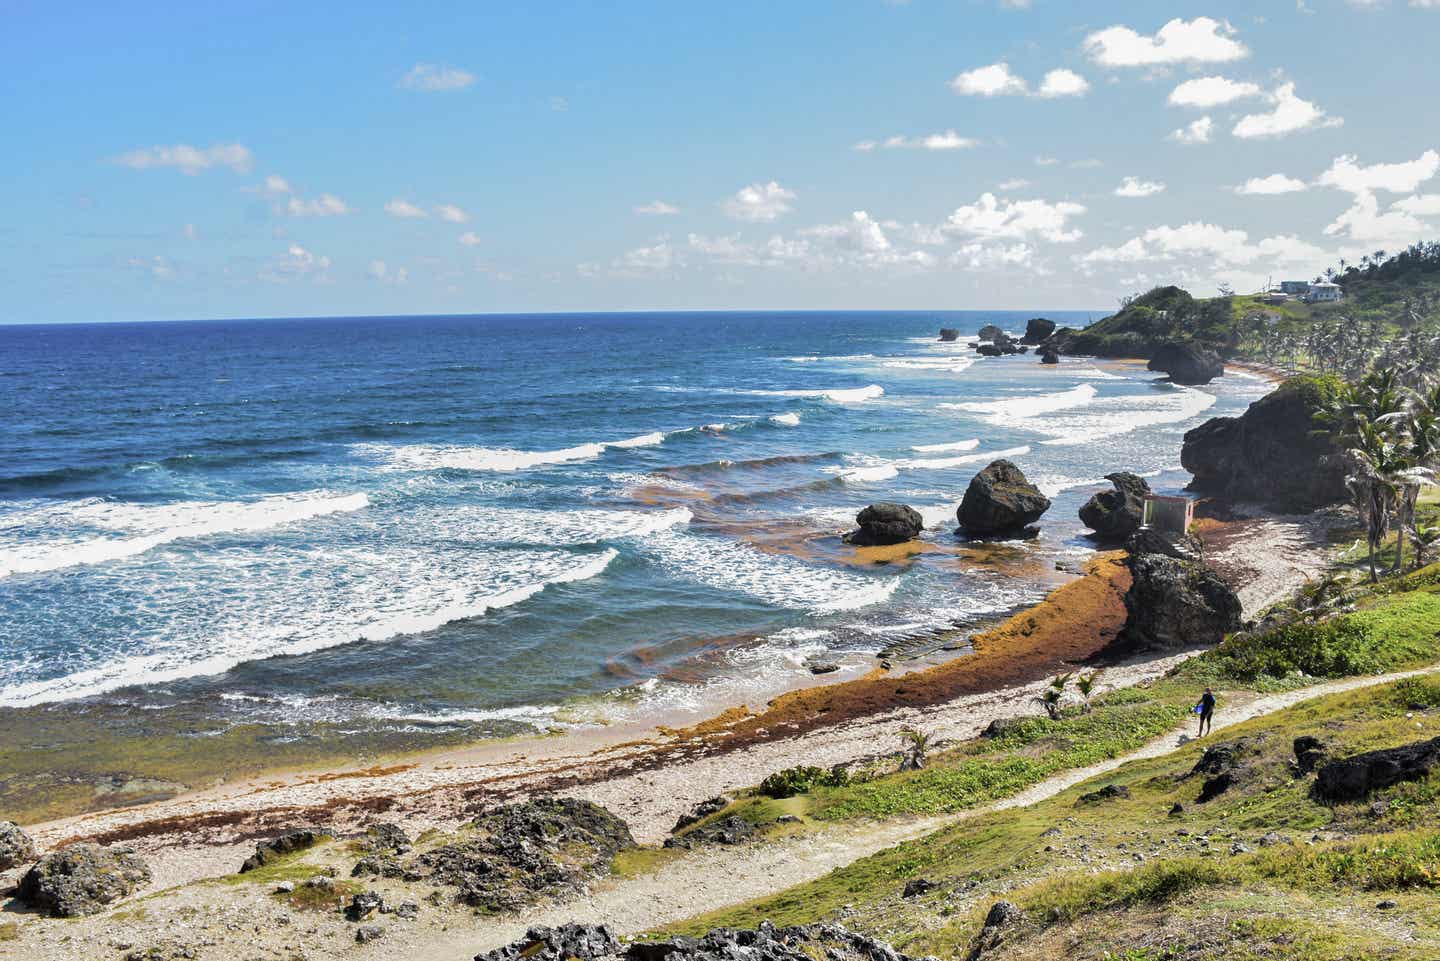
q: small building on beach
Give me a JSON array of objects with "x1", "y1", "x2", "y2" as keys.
[{"x1": 1141, "y1": 494, "x2": 1194, "y2": 538}]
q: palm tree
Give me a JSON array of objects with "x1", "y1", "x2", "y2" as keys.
[
  {"x1": 1075, "y1": 671, "x2": 1101, "y2": 712},
  {"x1": 1035, "y1": 673, "x2": 1072, "y2": 720},
  {"x1": 1345, "y1": 419, "x2": 1406, "y2": 582},
  {"x1": 898, "y1": 728, "x2": 932, "y2": 771}
]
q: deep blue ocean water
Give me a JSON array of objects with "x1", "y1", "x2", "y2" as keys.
[{"x1": 0, "y1": 312, "x2": 1272, "y2": 735}]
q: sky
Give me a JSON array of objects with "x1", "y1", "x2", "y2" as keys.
[{"x1": 3, "y1": 0, "x2": 1440, "y2": 324}]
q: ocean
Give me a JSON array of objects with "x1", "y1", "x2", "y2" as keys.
[{"x1": 0, "y1": 311, "x2": 1271, "y2": 745}]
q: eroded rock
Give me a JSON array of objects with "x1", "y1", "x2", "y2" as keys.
[
  {"x1": 1314, "y1": 736, "x2": 1440, "y2": 803},
  {"x1": 1079, "y1": 472, "x2": 1151, "y2": 542},
  {"x1": 844, "y1": 502, "x2": 924, "y2": 546},
  {"x1": 17, "y1": 843, "x2": 151, "y2": 917},
  {"x1": 0, "y1": 820, "x2": 36, "y2": 871},
  {"x1": 957, "y1": 460, "x2": 1051, "y2": 538}
]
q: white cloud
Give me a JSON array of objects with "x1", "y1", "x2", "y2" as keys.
[
  {"x1": 262, "y1": 244, "x2": 331, "y2": 282},
  {"x1": 1169, "y1": 116, "x2": 1214, "y2": 145},
  {"x1": 1083, "y1": 17, "x2": 1248, "y2": 67},
  {"x1": 942, "y1": 192, "x2": 1086, "y2": 243},
  {"x1": 853, "y1": 130, "x2": 978, "y2": 151},
  {"x1": 1037, "y1": 69, "x2": 1090, "y2": 98},
  {"x1": 997, "y1": 178, "x2": 1031, "y2": 190},
  {"x1": 112, "y1": 143, "x2": 253, "y2": 175},
  {"x1": 286, "y1": 193, "x2": 351, "y2": 217},
  {"x1": 262, "y1": 175, "x2": 292, "y2": 196},
  {"x1": 1115, "y1": 176, "x2": 1166, "y2": 198},
  {"x1": 1394, "y1": 194, "x2": 1440, "y2": 216},
  {"x1": 1167, "y1": 75, "x2": 1262, "y2": 108},
  {"x1": 1324, "y1": 193, "x2": 1429, "y2": 245},
  {"x1": 950, "y1": 62, "x2": 1028, "y2": 96},
  {"x1": 435, "y1": 203, "x2": 470, "y2": 223},
  {"x1": 458, "y1": 231, "x2": 483, "y2": 246},
  {"x1": 399, "y1": 63, "x2": 475, "y2": 91},
  {"x1": 949, "y1": 63, "x2": 1088, "y2": 98},
  {"x1": 635, "y1": 200, "x2": 681, "y2": 215},
  {"x1": 1317, "y1": 150, "x2": 1440, "y2": 195},
  {"x1": 367, "y1": 259, "x2": 409, "y2": 284},
  {"x1": 1235, "y1": 173, "x2": 1309, "y2": 195},
  {"x1": 1079, "y1": 221, "x2": 1326, "y2": 268},
  {"x1": 723, "y1": 181, "x2": 796, "y2": 222},
  {"x1": 618, "y1": 241, "x2": 678, "y2": 272},
  {"x1": 1232, "y1": 83, "x2": 1342, "y2": 139},
  {"x1": 384, "y1": 199, "x2": 428, "y2": 219},
  {"x1": 951, "y1": 242, "x2": 1035, "y2": 269},
  {"x1": 126, "y1": 255, "x2": 177, "y2": 280},
  {"x1": 1035, "y1": 156, "x2": 1059, "y2": 166}
]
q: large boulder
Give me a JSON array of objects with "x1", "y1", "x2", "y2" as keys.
[
  {"x1": 957, "y1": 460, "x2": 1051, "y2": 537},
  {"x1": 17, "y1": 843, "x2": 151, "y2": 917},
  {"x1": 0, "y1": 820, "x2": 36, "y2": 870},
  {"x1": 239, "y1": 827, "x2": 324, "y2": 872},
  {"x1": 938, "y1": 328, "x2": 960, "y2": 342},
  {"x1": 977, "y1": 324, "x2": 1004, "y2": 342},
  {"x1": 1121, "y1": 550, "x2": 1242, "y2": 650},
  {"x1": 844, "y1": 503, "x2": 924, "y2": 546},
  {"x1": 1148, "y1": 342, "x2": 1224, "y2": 385},
  {"x1": 1079, "y1": 472, "x2": 1151, "y2": 542},
  {"x1": 1021, "y1": 318, "x2": 1056, "y2": 345},
  {"x1": 1314, "y1": 736, "x2": 1440, "y2": 802},
  {"x1": 1038, "y1": 345, "x2": 1060, "y2": 365},
  {"x1": 1182, "y1": 375, "x2": 1349, "y2": 512},
  {"x1": 975, "y1": 343, "x2": 1003, "y2": 357}
]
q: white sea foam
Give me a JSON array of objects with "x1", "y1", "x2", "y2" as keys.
[
  {"x1": 608, "y1": 431, "x2": 666, "y2": 448},
  {"x1": 640, "y1": 528, "x2": 900, "y2": 614},
  {"x1": 0, "y1": 547, "x2": 619, "y2": 707},
  {"x1": 444, "y1": 506, "x2": 693, "y2": 545},
  {"x1": 360, "y1": 442, "x2": 607, "y2": 472},
  {"x1": 770, "y1": 412, "x2": 801, "y2": 427},
  {"x1": 0, "y1": 491, "x2": 370, "y2": 579},
  {"x1": 1037, "y1": 387, "x2": 1217, "y2": 446},
  {"x1": 898, "y1": 445, "x2": 1032, "y2": 471},
  {"x1": 911, "y1": 438, "x2": 980, "y2": 453},
  {"x1": 945, "y1": 383, "x2": 1098, "y2": 419},
  {"x1": 831, "y1": 464, "x2": 900, "y2": 483},
  {"x1": 880, "y1": 357, "x2": 976, "y2": 374},
  {"x1": 746, "y1": 384, "x2": 885, "y2": 403}
]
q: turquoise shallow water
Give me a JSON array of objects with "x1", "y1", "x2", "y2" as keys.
[{"x1": 0, "y1": 311, "x2": 1271, "y2": 738}]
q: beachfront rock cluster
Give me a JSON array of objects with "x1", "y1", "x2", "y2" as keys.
[
  {"x1": 957, "y1": 459, "x2": 1051, "y2": 539},
  {"x1": 239, "y1": 826, "x2": 326, "y2": 872},
  {"x1": 943, "y1": 322, "x2": 1065, "y2": 365},
  {"x1": 16, "y1": 842, "x2": 152, "y2": 917},
  {"x1": 1148, "y1": 341, "x2": 1224, "y2": 386},
  {"x1": 1182, "y1": 376, "x2": 1348, "y2": 512},
  {"x1": 474, "y1": 921, "x2": 935, "y2": 961},
  {"x1": 1078, "y1": 472, "x2": 1151, "y2": 542},
  {"x1": 1121, "y1": 544, "x2": 1242, "y2": 651}
]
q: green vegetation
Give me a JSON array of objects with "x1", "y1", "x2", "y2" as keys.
[{"x1": 759, "y1": 765, "x2": 850, "y2": 799}]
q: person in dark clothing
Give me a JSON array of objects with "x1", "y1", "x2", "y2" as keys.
[{"x1": 1196, "y1": 688, "x2": 1216, "y2": 737}]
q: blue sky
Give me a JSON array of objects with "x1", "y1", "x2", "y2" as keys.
[{"x1": 4, "y1": 0, "x2": 1439, "y2": 323}]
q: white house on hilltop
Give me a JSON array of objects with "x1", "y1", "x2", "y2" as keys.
[{"x1": 1305, "y1": 281, "x2": 1343, "y2": 303}]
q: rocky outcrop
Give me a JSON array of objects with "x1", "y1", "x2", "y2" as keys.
[
  {"x1": 17, "y1": 843, "x2": 152, "y2": 917},
  {"x1": 0, "y1": 820, "x2": 36, "y2": 870},
  {"x1": 1181, "y1": 375, "x2": 1348, "y2": 512},
  {"x1": 475, "y1": 922, "x2": 929, "y2": 961},
  {"x1": 1314, "y1": 736, "x2": 1440, "y2": 802},
  {"x1": 1125, "y1": 528, "x2": 1201, "y2": 562},
  {"x1": 239, "y1": 828, "x2": 324, "y2": 872},
  {"x1": 413, "y1": 798, "x2": 634, "y2": 910},
  {"x1": 957, "y1": 460, "x2": 1051, "y2": 538},
  {"x1": 1077, "y1": 783, "x2": 1130, "y2": 804},
  {"x1": 1148, "y1": 342, "x2": 1224, "y2": 385},
  {"x1": 1039, "y1": 345, "x2": 1060, "y2": 365},
  {"x1": 844, "y1": 502, "x2": 924, "y2": 546},
  {"x1": 977, "y1": 324, "x2": 1004, "y2": 342},
  {"x1": 1121, "y1": 549, "x2": 1242, "y2": 651},
  {"x1": 976, "y1": 344, "x2": 1003, "y2": 357},
  {"x1": 1294, "y1": 735, "x2": 1328, "y2": 775},
  {"x1": 1021, "y1": 318, "x2": 1056, "y2": 344},
  {"x1": 967, "y1": 901, "x2": 1025, "y2": 959},
  {"x1": 672, "y1": 796, "x2": 732, "y2": 832},
  {"x1": 938, "y1": 328, "x2": 960, "y2": 342},
  {"x1": 664, "y1": 814, "x2": 757, "y2": 849},
  {"x1": 360, "y1": 822, "x2": 411, "y2": 855},
  {"x1": 1079, "y1": 472, "x2": 1151, "y2": 541}
]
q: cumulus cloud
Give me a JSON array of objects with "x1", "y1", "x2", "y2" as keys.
[
  {"x1": 261, "y1": 175, "x2": 292, "y2": 196},
  {"x1": 1115, "y1": 177, "x2": 1166, "y2": 198},
  {"x1": 1169, "y1": 116, "x2": 1214, "y2": 145},
  {"x1": 1037, "y1": 69, "x2": 1090, "y2": 98},
  {"x1": 950, "y1": 62, "x2": 1029, "y2": 96},
  {"x1": 1394, "y1": 194, "x2": 1440, "y2": 216},
  {"x1": 435, "y1": 203, "x2": 470, "y2": 223},
  {"x1": 1083, "y1": 17, "x2": 1248, "y2": 67},
  {"x1": 1324, "y1": 193, "x2": 1429, "y2": 245},
  {"x1": 942, "y1": 192, "x2": 1086, "y2": 243},
  {"x1": 853, "y1": 130, "x2": 978, "y2": 151},
  {"x1": 1235, "y1": 173, "x2": 1309, "y2": 195},
  {"x1": 399, "y1": 63, "x2": 475, "y2": 91},
  {"x1": 1317, "y1": 150, "x2": 1440, "y2": 195},
  {"x1": 1232, "y1": 83, "x2": 1342, "y2": 139},
  {"x1": 1079, "y1": 222, "x2": 1325, "y2": 268},
  {"x1": 997, "y1": 178, "x2": 1031, "y2": 190},
  {"x1": 949, "y1": 63, "x2": 1088, "y2": 98},
  {"x1": 262, "y1": 244, "x2": 331, "y2": 282},
  {"x1": 458, "y1": 231, "x2": 483, "y2": 246},
  {"x1": 1168, "y1": 76, "x2": 1262, "y2": 108},
  {"x1": 384, "y1": 199, "x2": 428, "y2": 219},
  {"x1": 286, "y1": 193, "x2": 351, "y2": 217},
  {"x1": 723, "y1": 181, "x2": 796, "y2": 222},
  {"x1": 112, "y1": 143, "x2": 253, "y2": 175},
  {"x1": 634, "y1": 200, "x2": 681, "y2": 215},
  {"x1": 616, "y1": 241, "x2": 678, "y2": 273}
]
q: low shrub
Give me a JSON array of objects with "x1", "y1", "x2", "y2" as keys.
[{"x1": 759, "y1": 765, "x2": 849, "y2": 799}]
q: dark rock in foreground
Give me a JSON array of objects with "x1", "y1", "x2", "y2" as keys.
[
  {"x1": 1148, "y1": 341, "x2": 1224, "y2": 385},
  {"x1": 240, "y1": 828, "x2": 324, "y2": 873},
  {"x1": 1021, "y1": 317, "x2": 1056, "y2": 344},
  {"x1": 17, "y1": 843, "x2": 152, "y2": 917},
  {"x1": 1182, "y1": 375, "x2": 1348, "y2": 512},
  {"x1": 844, "y1": 502, "x2": 924, "y2": 546},
  {"x1": 664, "y1": 814, "x2": 756, "y2": 849},
  {"x1": 938, "y1": 328, "x2": 960, "y2": 341},
  {"x1": 0, "y1": 819, "x2": 36, "y2": 871},
  {"x1": 1294, "y1": 735, "x2": 1328, "y2": 775},
  {"x1": 977, "y1": 324, "x2": 1004, "y2": 342},
  {"x1": 673, "y1": 796, "x2": 732, "y2": 833},
  {"x1": 475, "y1": 922, "x2": 933, "y2": 961},
  {"x1": 1314, "y1": 736, "x2": 1440, "y2": 802},
  {"x1": 957, "y1": 460, "x2": 1050, "y2": 537},
  {"x1": 414, "y1": 798, "x2": 634, "y2": 911},
  {"x1": 1038, "y1": 345, "x2": 1059, "y2": 364},
  {"x1": 1121, "y1": 547, "x2": 1241, "y2": 651},
  {"x1": 1079, "y1": 472, "x2": 1151, "y2": 542},
  {"x1": 1077, "y1": 783, "x2": 1131, "y2": 805}
]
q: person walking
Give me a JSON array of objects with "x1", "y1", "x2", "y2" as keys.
[{"x1": 1196, "y1": 688, "x2": 1216, "y2": 738}]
